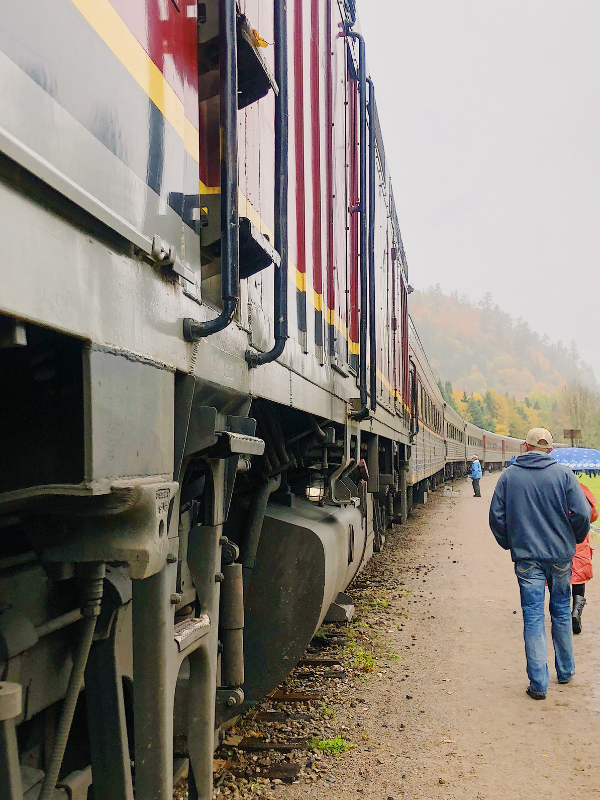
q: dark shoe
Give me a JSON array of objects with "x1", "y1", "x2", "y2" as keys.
[
  {"x1": 558, "y1": 674, "x2": 574, "y2": 684},
  {"x1": 572, "y1": 596, "x2": 586, "y2": 634},
  {"x1": 526, "y1": 687, "x2": 546, "y2": 700}
]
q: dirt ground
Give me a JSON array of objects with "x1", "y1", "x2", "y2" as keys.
[{"x1": 264, "y1": 472, "x2": 600, "y2": 800}]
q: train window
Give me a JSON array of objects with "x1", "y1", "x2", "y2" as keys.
[{"x1": 447, "y1": 422, "x2": 463, "y2": 442}]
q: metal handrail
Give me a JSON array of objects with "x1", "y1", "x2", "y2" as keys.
[
  {"x1": 347, "y1": 29, "x2": 369, "y2": 421},
  {"x1": 367, "y1": 77, "x2": 377, "y2": 413},
  {"x1": 246, "y1": 0, "x2": 289, "y2": 367},
  {"x1": 184, "y1": 0, "x2": 239, "y2": 341}
]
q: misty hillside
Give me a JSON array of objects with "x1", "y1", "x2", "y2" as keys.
[{"x1": 410, "y1": 287, "x2": 596, "y2": 398}]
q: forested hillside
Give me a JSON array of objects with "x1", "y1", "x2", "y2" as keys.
[{"x1": 411, "y1": 287, "x2": 600, "y2": 444}]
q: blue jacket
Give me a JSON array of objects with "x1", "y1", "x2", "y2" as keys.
[
  {"x1": 470, "y1": 460, "x2": 482, "y2": 479},
  {"x1": 489, "y1": 451, "x2": 590, "y2": 561}
]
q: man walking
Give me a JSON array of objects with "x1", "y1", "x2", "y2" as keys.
[
  {"x1": 470, "y1": 455, "x2": 482, "y2": 497},
  {"x1": 489, "y1": 428, "x2": 590, "y2": 699}
]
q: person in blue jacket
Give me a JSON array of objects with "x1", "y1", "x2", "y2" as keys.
[
  {"x1": 489, "y1": 428, "x2": 591, "y2": 700},
  {"x1": 470, "y1": 455, "x2": 482, "y2": 497}
]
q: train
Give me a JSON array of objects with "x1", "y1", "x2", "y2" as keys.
[
  {"x1": 408, "y1": 320, "x2": 525, "y2": 493},
  {"x1": 0, "y1": 1, "x2": 525, "y2": 798}
]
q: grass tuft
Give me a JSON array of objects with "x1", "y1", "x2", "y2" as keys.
[
  {"x1": 348, "y1": 644, "x2": 377, "y2": 672},
  {"x1": 309, "y1": 735, "x2": 353, "y2": 755}
]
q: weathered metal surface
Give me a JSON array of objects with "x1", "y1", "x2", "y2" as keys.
[
  {"x1": 324, "y1": 591, "x2": 355, "y2": 622},
  {"x1": 232, "y1": 498, "x2": 362, "y2": 709},
  {"x1": 85, "y1": 347, "x2": 175, "y2": 483},
  {"x1": 31, "y1": 482, "x2": 179, "y2": 579},
  {"x1": 0, "y1": 1, "x2": 200, "y2": 268},
  {"x1": 173, "y1": 614, "x2": 211, "y2": 652}
]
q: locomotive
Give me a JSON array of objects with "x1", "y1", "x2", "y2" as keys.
[{"x1": 0, "y1": 1, "x2": 524, "y2": 798}]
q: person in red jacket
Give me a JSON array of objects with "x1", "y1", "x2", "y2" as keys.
[{"x1": 572, "y1": 483, "x2": 597, "y2": 634}]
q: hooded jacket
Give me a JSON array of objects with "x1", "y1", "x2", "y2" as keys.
[
  {"x1": 489, "y1": 451, "x2": 590, "y2": 562},
  {"x1": 470, "y1": 459, "x2": 482, "y2": 479}
]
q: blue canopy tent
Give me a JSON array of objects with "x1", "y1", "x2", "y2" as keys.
[{"x1": 549, "y1": 448, "x2": 600, "y2": 471}]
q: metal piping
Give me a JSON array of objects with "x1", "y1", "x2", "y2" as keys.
[
  {"x1": 241, "y1": 475, "x2": 281, "y2": 589},
  {"x1": 39, "y1": 563, "x2": 105, "y2": 800},
  {"x1": 367, "y1": 77, "x2": 377, "y2": 412},
  {"x1": 345, "y1": 0, "x2": 357, "y2": 26},
  {"x1": 219, "y1": 563, "x2": 244, "y2": 688},
  {"x1": 246, "y1": 0, "x2": 288, "y2": 367},
  {"x1": 35, "y1": 608, "x2": 83, "y2": 638},
  {"x1": 0, "y1": 682, "x2": 23, "y2": 800},
  {"x1": 309, "y1": 415, "x2": 327, "y2": 440},
  {"x1": 347, "y1": 30, "x2": 369, "y2": 420},
  {"x1": 184, "y1": 0, "x2": 239, "y2": 341}
]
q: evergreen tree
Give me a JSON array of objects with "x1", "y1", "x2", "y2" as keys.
[
  {"x1": 445, "y1": 381, "x2": 457, "y2": 409},
  {"x1": 467, "y1": 397, "x2": 495, "y2": 432}
]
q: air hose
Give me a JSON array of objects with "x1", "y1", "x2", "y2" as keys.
[{"x1": 39, "y1": 562, "x2": 105, "y2": 800}]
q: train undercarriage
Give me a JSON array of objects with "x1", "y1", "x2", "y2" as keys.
[{"x1": 0, "y1": 319, "x2": 415, "y2": 800}]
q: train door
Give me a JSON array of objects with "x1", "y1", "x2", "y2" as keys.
[
  {"x1": 375, "y1": 187, "x2": 393, "y2": 409},
  {"x1": 409, "y1": 360, "x2": 419, "y2": 439},
  {"x1": 400, "y1": 264, "x2": 410, "y2": 425}
]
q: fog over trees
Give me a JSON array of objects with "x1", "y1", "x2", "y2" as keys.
[{"x1": 415, "y1": 287, "x2": 600, "y2": 445}]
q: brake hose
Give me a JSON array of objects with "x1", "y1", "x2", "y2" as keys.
[{"x1": 39, "y1": 562, "x2": 105, "y2": 800}]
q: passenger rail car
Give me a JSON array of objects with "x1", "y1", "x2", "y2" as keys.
[
  {"x1": 408, "y1": 320, "x2": 445, "y2": 491},
  {"x1": 444, "y1": 404, "x2": 468, "y2": 476},
  {"x1": 0, "y1": 1, "x2": 528, "y2": 797},
  {"x1": 484, "y1": 432, "x2": 505, "y2": 467},
  {"x1": 466, "y1": 424, "x2": 486, "y2": 462}
]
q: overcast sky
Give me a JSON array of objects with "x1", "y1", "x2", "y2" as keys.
[{"x1": 357, "y1": 0, "x2": 600, "y2": 378}]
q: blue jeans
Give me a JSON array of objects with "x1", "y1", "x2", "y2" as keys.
[{"x1": 514, "y1": 559, "x2": 575, "y2": 693}]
